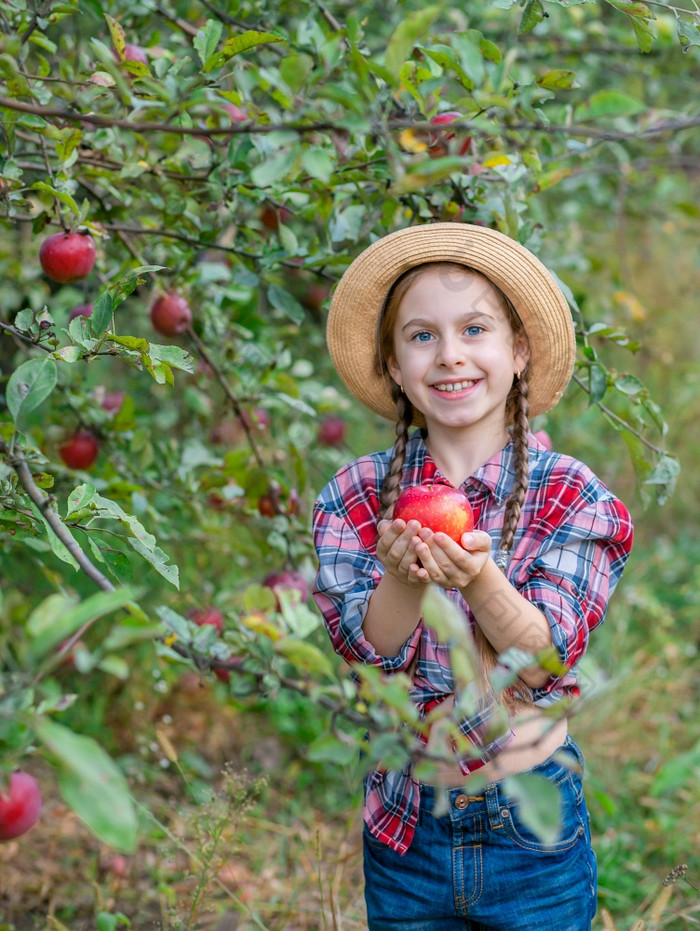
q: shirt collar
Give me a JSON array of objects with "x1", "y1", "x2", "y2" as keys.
[{"x1": 403, "y1": 430, "x2": 517, "y2": 506}]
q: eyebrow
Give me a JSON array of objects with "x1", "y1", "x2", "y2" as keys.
[{"x1": 400, "y1": 311, "x2": 495, "y2": 333}]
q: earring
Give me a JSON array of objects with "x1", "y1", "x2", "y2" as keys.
[
  {"x1": 514, "y1": 370, "x2": 521, "y2": 381},
  {"x1": 399, "y1": 385, "x2": 405, "y2": 394}
]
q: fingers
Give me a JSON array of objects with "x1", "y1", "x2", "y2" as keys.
[
  {"x1": 413, "y1": 528, "x2": 491, "y2": 587},
  {"x1": 377, "y1": 518, "x2": 425, "y2": 581}
]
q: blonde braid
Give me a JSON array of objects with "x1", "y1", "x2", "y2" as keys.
[
  {"x1": 498, "y1": 373, "x2": 530, "y2": 558},
  {"x1": 475, "y1": 373, "x2": 532, "y2": 710},
  {"x1": 379, "y1": 391, "x2": 414, "y2": 519}
]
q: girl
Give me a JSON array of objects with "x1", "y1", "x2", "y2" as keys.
[{"x1": 312, "y1": 224, "x2": 633, "y2": 930}]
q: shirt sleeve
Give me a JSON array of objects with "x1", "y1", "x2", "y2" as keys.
[
  {"x1": 510, "y1": 460, "x2": 634, "y2": 697},
  {"x1": 312, "y1": 468, "x2": 422, "y2": 673}
]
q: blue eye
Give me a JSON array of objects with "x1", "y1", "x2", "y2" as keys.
[
  {"x1": 465, "y1": 325, "x2": 484, "y2": 337},
  {"x1": 412, "y1": 331, "x2": 433, "y2": 342}
]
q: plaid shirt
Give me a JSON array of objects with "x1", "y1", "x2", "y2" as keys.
[{"x1": 312, "y1": 431, "x2": 633, "y2": 854}]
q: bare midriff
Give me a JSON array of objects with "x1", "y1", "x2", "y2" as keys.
[{"x1": 423, "y1": 697, "x2": 569, "y2": 787}]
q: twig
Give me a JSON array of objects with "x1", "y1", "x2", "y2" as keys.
[
  {"x1": 185, "y1": 326, "x2": 266, "y2": 471},
  {"x1": 572, "y1": 373, "x2": 668, "y2": 455},
  {"x1": 1, "y1": 444, "x2": 116, "y2": 592}
]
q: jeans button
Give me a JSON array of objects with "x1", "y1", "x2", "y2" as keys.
[{"x1": 454, "y1": 793, "x2": 470, "y2": 810}]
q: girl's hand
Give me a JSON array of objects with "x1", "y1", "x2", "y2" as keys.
[
  {"x1": 410, "y1": 528, "x2": 492, "y2": 589},
  {"x1": 376, "y1": 518, "x2": 429, "y2": 586}
]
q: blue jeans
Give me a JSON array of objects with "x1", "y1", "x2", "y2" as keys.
[{"x1": 363, "y1": 736, "x2": 597, "y2": 930}]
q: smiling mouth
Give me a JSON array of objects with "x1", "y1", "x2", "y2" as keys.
[{"x1": 432, "y1": 380, "x2": 477, "y2": 393}]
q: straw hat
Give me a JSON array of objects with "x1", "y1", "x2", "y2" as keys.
[{"x1": 326, "y1": 223, "x2": 576, "y2": 423}]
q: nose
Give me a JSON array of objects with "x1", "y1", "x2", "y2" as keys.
[{"x1": 436, "y1": 335, "x2": 466, "y2": 368}]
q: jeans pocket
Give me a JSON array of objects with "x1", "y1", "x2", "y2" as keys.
[{"x1": 500, "y1": 772, "x2": 587, "y2": 853}]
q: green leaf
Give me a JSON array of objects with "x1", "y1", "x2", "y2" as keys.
[
  {"x1": 27, "y1": 587, "x2": 136, "y2": 662},
  {"x1": 307, "y1": 734, "x2": 357, "y2": 766},
  {"x1": 537, "y1": 69, "x2": 577, "y2": 90},
  {"x1": 193, "y1": 19, "x2": 223, "y2": 67},
  {"x1": 267, "y1": 284, "x2": 306, "y2": 324},
  {"x1": 65, "y1": 482, "x2": 97, "y2": 517},
  {"x1": 27, "y1": 501, "x2": 79, "y2": 569},
  {"x1": 128, "y1": 538, "x2": 180, "y2": 589},
  {"x1": 502, "y1": 772, "x2": 562, "y2": 845},
  {"x1": 91, "y1": 494, "x2": 179, "y2": 588},
  {"x1": 676, "y1": 17, "x2": 700, "y2": 50},
  {"x1": 203, "y1": 30, "x2": 285, "y2": 73},
  {"x1": 90, "y1": 292, "x2": 113, "y2": 335},
  {"x1": 30, "y1": 180, "x2": 80, "y2": 217},
  {"x1": 6, "y1": 357, "x2": 58, "y2": 426},
  {"x1": 613, "y1": 373, "x2": 646, "y2": 396},
  {"x1": 575, "y1": 90, "x2": 647, "y2": 120},
  {"x1": 35, "y1": 719, "x2": 138, "y2": 852},
  {"x1": 422, "y1": 588, "x2": 478, "y2": 690},
  {"x1": 519, "y1": 0, "x2": 545, "y2": 35},
  {"x1": 588, "y1": 363, "x2": 609, "y2": 405},
  {"x1": 146, "y1": 343, "x2": 195, "y2": 374},
  {"x1": 250, "y1": 147, "x2": 299, "y2": 188},
  {"x1": 385, "y1": 6, "x2": 442, "y2": 83},
  {"x1": 274, "y1": 638, "x2": 335, "y2": 679},
  {"x1": 108, "y1": 266, "x2": 166, "y2": 306},
  {"x1": 301, "y1": 148, "x2": 335, "y2": 184}
]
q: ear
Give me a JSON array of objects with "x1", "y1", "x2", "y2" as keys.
[
  {"x1": 513, "y1": 331, "x2": 530, "y2": 375},
  {"x1": 386, "y1": 355, "x2": 402, "y2": 391}
]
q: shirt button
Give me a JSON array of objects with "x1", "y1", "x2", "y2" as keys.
[{"x1": 454, "y1": 794, "x2": 470, "y2": 810}]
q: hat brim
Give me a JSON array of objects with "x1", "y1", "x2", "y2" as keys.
[{"x1": 327, "y1": 223, "x2": 576, "y2": 423}]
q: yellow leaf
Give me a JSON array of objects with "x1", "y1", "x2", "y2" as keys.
[
  {"x1": 239, "y1": 611, "x2": 282, "y2": 641},
  {"x1": 613, "y1": 289, "x2": 647, "y2": 321},
  {"x1": 398, "y1": 128, "x2": 428, "y2": 153},
  {"x1": 104, "y1": 14, "x2": 125, "y2": 58},
  {"x1": 483, "y1": 153, "x2": 511, "y2": 168}
]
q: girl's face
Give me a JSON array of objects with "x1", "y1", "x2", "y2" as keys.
[{"x1": 386, "y1": 265, "x2": 529, "y2": 438}]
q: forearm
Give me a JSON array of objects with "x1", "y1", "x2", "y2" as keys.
[
  {"x1": 362, "y1": 570, "x2": 426, "y2": 657},
  {"x1": 461, "y1": 558, "x2": 553, "y2": 689}
]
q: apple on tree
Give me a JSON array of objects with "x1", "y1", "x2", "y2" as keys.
[
  {"x1": 113, "y1": 43, "x2": 149, "y2": 65},
  {"x1": 427, "y1": 111, "x2": 473, "y2": 159},
  {"x1": 187, "y1": 606, "x2": 225, "y2": 635},
  {"x1": 0, "y1": 771, "x2": 42, "y2": 841},
  {"x1": 393, "y1": 484, "x2": 474, "y2": 544},
  {"x1": 318, "y1": 415, "x2": 346, "y2": 447},
  {"x1": 59, "y1": 430, "x2": 100, "y2": 470},
  {"x1": 150, "y1": 293, "x2": 192, "y2": 336},
  {"x1": 68, "y1": 303, "x2": 93, "y2": 321},
  {"x1": 263, "y1": 570, "x2": 311, "y2": 608},
  {"x1": 39, "y1": 231, "x2": 96, "y2": 284}
]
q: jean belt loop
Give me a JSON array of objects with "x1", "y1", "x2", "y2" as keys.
[{"x1": 485, "y1": 783, "x2": 504, "y2": 829}]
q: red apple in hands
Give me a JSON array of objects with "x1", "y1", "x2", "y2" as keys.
[
  {"x1": 0, "y1": 771, "x2": 42, "y2": 841},
  {"x1": 150, "y1": 293, "x2": 192, "y2": 336},
  {"x1": 393, "y1": 484, "x2": 474, "y2": 544},
  {"x1": 59, "y1": 430, "x2": 100, "y2": 470},
  {"x1": 187, "y1": 606, "x2": 225, "y2": 635},
  {"x1": 39, "y1": 232, "x2": 96, "y2": 283}
]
